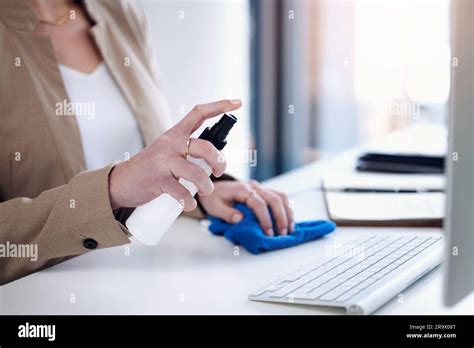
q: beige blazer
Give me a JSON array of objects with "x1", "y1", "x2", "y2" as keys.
[{"x1": 0, "y1": 0, "x2": 206, "y2": 285}]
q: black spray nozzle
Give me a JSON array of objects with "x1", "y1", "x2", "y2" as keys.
[{"x1": 198, "y1": 113, "x2": 237, "y2": 150}]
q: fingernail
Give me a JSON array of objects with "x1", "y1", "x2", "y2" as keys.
[
  {"x1": 280, "y1": 228, "x2": 288, "y2": 236},
  {"x1": 232, "y1": 214, "x2": 243, "y2": 223},
  {"x1": 266, "y1": 228, "x2": 274, "y2": 236},
  {"x1": 231, "y1": 99, "x2": 242, "y2": 104},
  {"x1": 289, "y1": 222, "x2": 295, "y2": 233}
]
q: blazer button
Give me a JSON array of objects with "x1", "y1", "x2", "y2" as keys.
[{"x1": 83, "y1": 238, "x2": 98, "y2": 250}]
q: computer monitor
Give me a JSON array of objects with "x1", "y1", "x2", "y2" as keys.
[{"x1": 443, "y1": 0, "x2": 474, "y2": 306}]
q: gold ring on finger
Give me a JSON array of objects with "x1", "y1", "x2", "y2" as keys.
[
  {"x1": 244, "y1": 189, "x2": 257, "y2": 204},
  {"x1": 184, "y1": 138, "x2": 191, "y2": 158}
]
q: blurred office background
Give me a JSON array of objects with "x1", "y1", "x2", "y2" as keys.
[{"x1": 139, "y1": 0, "x2": 450, "y2": 181}]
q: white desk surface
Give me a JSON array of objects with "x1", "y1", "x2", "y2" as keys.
[{"x1": 1, "y1": 139, "x2": 473, "y2": 315}]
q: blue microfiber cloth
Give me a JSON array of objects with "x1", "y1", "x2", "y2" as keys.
[{"x1": 208, "y1": 203, "x2": 336, "y2": 255}]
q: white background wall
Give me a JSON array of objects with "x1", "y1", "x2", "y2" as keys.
[{"x1": 139, "y1": 0, "x2": 251, "y2": 179}]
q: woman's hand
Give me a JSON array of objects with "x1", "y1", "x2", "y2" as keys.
[
  {"x1": 109, "y1": 99, "x2": 242, "y2": 211},
  {"x1": 198, "y1": 180, "x2": 294, "y2": 236}
]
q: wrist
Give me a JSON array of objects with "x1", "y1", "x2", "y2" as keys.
[
  {"x1": 108, "y1": 162, "x2": 128, "y2": 210},
  {"x1": 195, "y1": 195, "x2": 209, "y2": 216}
]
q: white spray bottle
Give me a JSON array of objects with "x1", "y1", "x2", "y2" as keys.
[{"x1": 126, "y1": 113, "x2": 238, "y2": 245}]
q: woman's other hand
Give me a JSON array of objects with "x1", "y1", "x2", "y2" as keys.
[
  {"x1": 109, "y1": 99, "x2": 242, "y2": 211},
  {"x1": 198, "y1": 180, "x2": 294, "y2": 236}
]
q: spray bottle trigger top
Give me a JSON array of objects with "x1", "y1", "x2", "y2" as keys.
[{"x1": 198, "y1": 113, "x2": 237, "y2": 150}]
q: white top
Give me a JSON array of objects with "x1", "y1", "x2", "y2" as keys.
[{"x1": 59, "y1": 63, "x2": 144, "y2": 170}]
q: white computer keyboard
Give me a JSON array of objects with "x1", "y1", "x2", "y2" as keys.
[{"x1": 249, "y1": 233, "x2": 444, "y2": 314}]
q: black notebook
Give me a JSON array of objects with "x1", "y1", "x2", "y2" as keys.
[
  {"x1": 356, "y1": 124, "x2": 447, "y2": 174},
  {"x1": 356, "y1": 153, "x2": 444, "y2": 174}
]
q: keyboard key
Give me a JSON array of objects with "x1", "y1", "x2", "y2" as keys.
[
  {"x1": 250, "y1": 288, "x2": 267, "y2": 297},
  {"x1": 265, "y1": 284, "x2": 282, "y2": 292},
  {"x1": 357, "y1": 279, "x2": 375, "y2": 290},
  {"x1": 319, "y1": 290, "x2": 346, "y2": 302},
  {"x1": 359, "y1": 270, "x2": 376, "y2": 277},
  {"x1": 283, "y1": 269, "x2": 311, "y2": 281},
  {"x1": 344, "y1": 269, "x2": 362, "y2": 277},
  {"x1": 305, "y1": 268, "x2": 327, "y2": 279},
  {"x1": 366, "y1": 277, "x2": 378, "y2": 285},
  {"x1": 307, "y1": 286, "x2": 331, "y2": 300},
  {"x1": 342, "y1": 278, "x2": 361, "y2": 286},
  {"x1": 302, "y1": 278, "x2": 327, "y2": 291},
  {"x1": 292, "y1": 291, "x2": 321, "y2": 300},
  {"x1": 336, "y1": 289, "x2": 361, "y2": 303},
  {"x1": 315, "y1": 274, "x2": 333, "y2": 283},
  {"x1": 269, "y1": 281, "x2": 306, "y2": 298},
  {"x1": 371, "y1": 263, "x2": 385, "y2": 271},
  {"x1": 372, "y1": 272, "x2": 385, "y2": 280}
]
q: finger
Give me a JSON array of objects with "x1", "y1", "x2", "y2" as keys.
[
  {"x1": 161, "y1": 177, "x2": 197, "y2": 212},
  {"x1": 249, "y1": 181, "x2": 288, "y2": 236},
  {"x1": 212, "y1": 203, "x2": 244, "y2": 224},
  {"x1": 272, "y1": 189, "x2": 295, "y2": 233},
  {"x1": 230, "y1": 182, "x2": 254, "y2": 202},
  {"x1": 256, "y1": 189, "x2": 289, "y2": 236},
  {"x1": 176, "y1": 99, "x2": 242, "y2": 135},
  {"x1": 187, "y1": 138, "x2": 226, "y2": 177},
  {"x1": 169, "y1": 158, "x2": 214, "y2": 196},
  {"x1": 245, "y1": 193, "x2": 274, "y2": 236}
]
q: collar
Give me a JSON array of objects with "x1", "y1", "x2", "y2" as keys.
[{"x1": 0, "y1": 0, "x2": 99, "y2": 32}]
